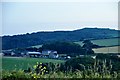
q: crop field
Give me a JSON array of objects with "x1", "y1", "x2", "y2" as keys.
[
  {"x1": 74, "y1": 38, "x2": 120, "y2": 47},
  {"x1": 2, "y1": 57, "x2": 65, "y2": 71},
  {"x1": 93, "y1": 46, "x2": 120, "y2": 53}
]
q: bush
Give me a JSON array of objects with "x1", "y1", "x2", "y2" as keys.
[{"x1": 64, "y1": 57, "x2": 95, "y2": 71}]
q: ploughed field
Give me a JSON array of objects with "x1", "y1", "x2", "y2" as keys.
[{"x1": 93, "y1": 46, "x2": 120, "y2": 53}]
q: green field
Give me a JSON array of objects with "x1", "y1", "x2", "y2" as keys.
[
  {"x1": 75, "y1": 38, "x2": 120, "y2": 47},
  {"x1": 28, "y1": 38, "x2": 120, "y2": 48},
  {"x1": 93, "y1": 46, "x2": 120, "y2": 53},
  {"x1": 2, "y1": 57, "x2": 65, "y2": 71}
]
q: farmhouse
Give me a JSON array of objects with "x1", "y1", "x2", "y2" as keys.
[{"x1": 42, "y1": 50, "x2": 51, "y2": 56}]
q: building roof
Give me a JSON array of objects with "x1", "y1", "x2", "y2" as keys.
[{"x1": 27, "y1": 52, "x2": 41, "y2": 55}]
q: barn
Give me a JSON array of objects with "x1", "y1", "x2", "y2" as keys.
[{"x1": 27, "y1": 52, "x2": 42, "y2": 58}]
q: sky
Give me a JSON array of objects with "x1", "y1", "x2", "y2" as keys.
[{"x1": 1, "y1": 0, "x2": 119, "y2": 36}]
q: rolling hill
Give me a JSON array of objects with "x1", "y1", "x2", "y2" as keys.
[{"x1": 2, "y1": 28, "x2": 120, "y2": 50}]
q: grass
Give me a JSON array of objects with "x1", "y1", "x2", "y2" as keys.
[
  {"x1": 74, "y1": 38, "x2": 120, "y2": 47},
  {"x1": 93, "y1": 46, "x2": 120, "y2": 53},
  {"x1": 2, "y1": 57, "x2": 65, "y2": 71},
  {"x1": 2, "y1": 70, "x2": 120, "y2": 79}
]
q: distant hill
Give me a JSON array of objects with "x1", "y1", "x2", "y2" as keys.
[{"x1": 2, "y1": 28, "x2": 120, "y2": 50}]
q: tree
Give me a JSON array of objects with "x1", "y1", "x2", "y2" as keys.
[
  {"x1": 42, "y1": 41, "x2": 84, "y2": 56},
  {"x1": 64, "y1": 57, "x2": 95, "y2": 71},
  {"x1": 82, "y1": 40, "x2": 94, "y2": 54}
]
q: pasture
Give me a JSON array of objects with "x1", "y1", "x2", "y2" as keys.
[
  {"x1": 2, "y1": 57, "x2": 65, "y2": 71},
  {"x1": 74, "y1": 38, "x2": 120, "y2": 47},
  {"x1": 93, "y1": 46, "x2": 120, "y2": 54}
]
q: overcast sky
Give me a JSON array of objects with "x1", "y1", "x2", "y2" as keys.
[{"x1": 1, "y1": 0, "x2": 119, "y2": 36}]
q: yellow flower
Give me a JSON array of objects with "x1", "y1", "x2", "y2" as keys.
[
  {"x1": 42, "y1": 72, "x2": 44, "y2": 75},
  {"x1": 41, "y1": 69, "x2": 43, "y2": 71},
  {"x1": 30, "y1": 72, "x2": 32, "y2": 74},
  {"x1": 40, "y1": 63, "x2": 42, "y2": 64},
  {"x1": 43, "y1": 70, "x2": 46, "y2": 72},
  {"x1": 33, "y1": 73, "x2": 36, "y2": 75},
  {"x1": 43, "y1": 66, "x2": 46, "y2": 69},
  {"x1": 33, "y1": 65, "x2": 37, "y2": 69},
  {"x1": 39, "y1": 66, "x2": 42, "y2": 69}
]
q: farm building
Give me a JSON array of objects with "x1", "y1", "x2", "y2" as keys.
[
  {"x1": 42, "y1": 50, "x2": 51, "y2": 56},
  {"x1": 2, "y1": 50, "x2": 12, "y2": 56},
  {"x1": 42, "y1": 50, "x2": 59, "y2": 58},
  {"x1": 0, "y1": 53, "x2": 4, "y2": 56},
  {"x1": 49, "y1": 51, "x2": 59, "y2": 59},
  {"x1": 117, "y1": 55, "x2": 120, "y2": 58},
  {"x1": 27, "y1": 52, "x2": 42, "y2": 58}
]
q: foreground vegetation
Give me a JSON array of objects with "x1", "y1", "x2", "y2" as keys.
[
  {"x1": 1, "y1": 54, "x2": 120, "y2": 79},
  {"x1": 2, "y1": 69, "x2": 120, "y2": 79}
]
